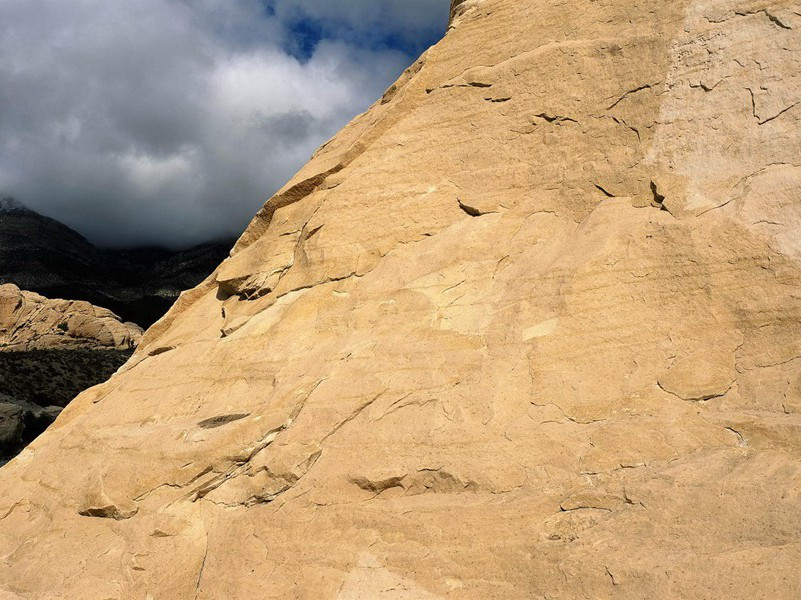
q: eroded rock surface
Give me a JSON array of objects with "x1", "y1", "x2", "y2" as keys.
[
  {"x1": 0, "y1": 284, "x2": 142, "y2": 351},
  {"x1": 2, "y1": 0, "x2": 801, "y2": 598}
]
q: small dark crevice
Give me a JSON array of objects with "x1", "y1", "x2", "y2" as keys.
[
  {"x1": 148, "y1": 346, "x2": 176, "y2": 357},
  {"x1": 303, "y1": 224, "x2": 324, "y2": 241},
  {"x1": 736, "y1": 9, "x2": 793, "y2": 29},
  {"x1": 758, "y1": 101, "x2": 801, "y2": 125},
  {"x1": 724, "y1": 426, "x2": 748, "y2": 447},
  {"x1": 246, "y1": 286, "x2": 273, "y2": 301},
  {"x1": 458, "y1": 199, "x2": 489, "y2": 217},
  {"x1": 350, "y1": 475, "x2": 406, "y2": 494},
  {"x1": 611, "y1": 116, "x2": 640, "y2": 141},
  {"x1": 485, "y1": 96, "x2": 511, "y2": 103},
  {"x1": 215, "y1": 285, "x2": 233, "y2": 302},
  {"x1": 535, "y1": 113, "x2": 578, "y2": 125},
  {"x1": 746, "y1": 87, "x2": 758, "y2": 120},
  {"x1": 595, "y1": 184, "x2": 616, "y2": 198},
  {"x1": 607, "y1": 83, "x2": 656, "y2": 110},
  {"x1": 764, "y1": 11, "x2": 792, "y2": 29},
  {"x1": 650, "y1": 181, "x2": 667, "y2": 209},
  {"x1": 690, "y1": 81, "x2": 715, "y2": 92},
  {"x1": 78, "y1": 505, "x2": 137, "y2": 521},
  {"x1": 198, "y1": 413, "x2": 250, "y2": 430}
]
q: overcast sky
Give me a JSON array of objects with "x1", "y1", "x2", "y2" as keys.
[{"x1": 0, "y1": 0, "x2": 449, "y2": 248}]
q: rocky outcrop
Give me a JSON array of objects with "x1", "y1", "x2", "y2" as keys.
[
  {"x1": 0, "y1": 284, "x2": 139, "y2": 461},
  {"x1": 0, "y1": 284, "x2": 142, "y2": 351},
  {"x1": 2, "y1": 1, "x2": 801, "y2": 598}
]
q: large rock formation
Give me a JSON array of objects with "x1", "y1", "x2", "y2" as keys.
[
  {"x1": 1, "y1": 0, "x2": 801, "y2": 597},
  {"x1": 0, "y1": 284, "x2": 142, "y2": 351},
  {"x1": 0, "y1": 284, "x2": 141, "y2": 463},
  {"x1": 0, "y1": 199, "x2": 233, "y2": 327}
]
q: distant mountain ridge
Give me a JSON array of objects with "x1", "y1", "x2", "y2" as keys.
[
  {"x1": 0, "y1": 197, "x2": 31, "y2": 213},
  {"x1": 0, "y1": 197, "x2": 234, "y2": 327}
]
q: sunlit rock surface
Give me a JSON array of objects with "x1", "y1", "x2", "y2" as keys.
[{"x1": 1, "y1": 0, "x2": 801, "y2": 597}]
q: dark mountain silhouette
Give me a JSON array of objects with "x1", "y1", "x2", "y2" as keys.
[{"x1": 0, "y1": 197, "x2": 234, "y2": 327}]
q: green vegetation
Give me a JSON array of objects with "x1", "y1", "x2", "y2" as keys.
[{"x1": 0, "y1": 349, "x2": 132, "y2": 408}]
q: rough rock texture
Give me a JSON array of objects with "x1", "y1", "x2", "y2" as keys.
[
  {"x1": 2, "y1": 0, "x2": 801, "y2": 598},
  {"x1": 0, "y1": 284, "x2": 142, "y2": 351},
  {"x1": 0, "y1": 200, "x2": 233, "y2": 328}
]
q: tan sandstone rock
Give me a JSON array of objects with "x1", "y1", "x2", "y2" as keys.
[
  {"x1": 0, "y1": 284, "x2": 142, "y2": 351},
  {"x1": 1, "y1": 0, "x2": 801, "y2": 598}
]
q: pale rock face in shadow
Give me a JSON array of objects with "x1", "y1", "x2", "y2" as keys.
[
  {"x1": 0, "y1": 284, "x2": 142, "y2": 351},
  {"x1": 2, "y1": 0, "x2": 801, "y2": 598}
]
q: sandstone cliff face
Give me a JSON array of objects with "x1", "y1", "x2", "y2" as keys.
[
  {"x1": 0, "y1": 284, "x2": 142, "y2": 351},
  {"x1": 2, "y1": 1, "x2": 801, "y2": 598}
]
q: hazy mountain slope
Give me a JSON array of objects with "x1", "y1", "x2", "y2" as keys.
[
  {"x1": 1, "y1": 1, "x2": 801, "y2": 598},
  {"x1": 0, "y1": 199, "x2": 102, "y2": 290}
]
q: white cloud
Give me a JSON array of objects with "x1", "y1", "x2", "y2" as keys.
[
  {"x1": 120, "y1": 152, "x2": 196, "y2": 196},
  {"x1": 0, "y1": 0, "x2": 449, "y2": 248}
]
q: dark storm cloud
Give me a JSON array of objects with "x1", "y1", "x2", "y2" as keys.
[{"x1": 0, "y1": 0, "x2": 449, "y2": 248}]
